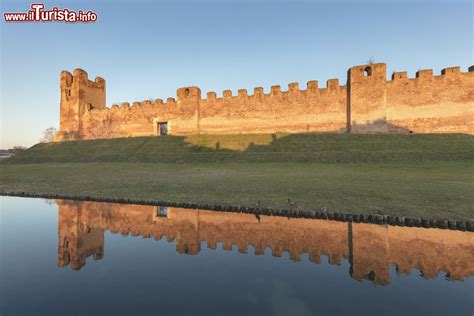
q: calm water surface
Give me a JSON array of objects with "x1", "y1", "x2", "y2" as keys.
[{"x1": 1, "y1": 196, "x2": 473, "y2": 315}]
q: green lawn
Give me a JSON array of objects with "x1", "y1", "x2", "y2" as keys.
[
  {"x1": 1, "y1": 133, "x2": 473, "y2": 220},
  {"x1": 1, "y1": 161, "x2": 472, "y2": 220}
]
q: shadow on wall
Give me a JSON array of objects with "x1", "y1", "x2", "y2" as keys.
[{"x1": 183, "y1": 120, "x2": 411, "y2": 152}]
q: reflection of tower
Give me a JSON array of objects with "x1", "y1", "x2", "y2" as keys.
[
  {"x1": 57, "y1": 200, "x2": 104, "y2": 270},
  {"x1": 351, "y1": 223, "x2": 391, "y2": 285}
]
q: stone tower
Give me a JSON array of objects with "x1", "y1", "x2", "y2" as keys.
[
  {"x1": 347, "y1": 63, "x2": 388, "y2": 132},
  {"x1": 176, "y1": 86, "x2": 201, "y2": 134},
  {"x1": 56, "y1": 68, "x2": 106, "y2": 140}
]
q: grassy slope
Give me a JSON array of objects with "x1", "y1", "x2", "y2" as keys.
[
  {"x1": 4, "y1": 133, "x2": 473, "y2": 163},
  {"x1": 1, "y1": 133, "x2": 473, "y2": 219}
]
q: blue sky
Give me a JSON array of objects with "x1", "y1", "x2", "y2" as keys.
[{"x1": 1, "y1": 0, "x2": 472, "y2": 148}]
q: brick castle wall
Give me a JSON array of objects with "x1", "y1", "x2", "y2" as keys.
[{"x1": 55, "y1": 63, "x2": 474, "y2": 140}]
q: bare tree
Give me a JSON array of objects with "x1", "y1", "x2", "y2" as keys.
[
  {"x1": 10, "y1": 146, "x2": 26, "y2": 153},
  {"x1": 41, "y1": 127, "x2": 57, "y2": 143},
  {"x1": 367, "y1": 57, "x2": 375, "y2": 64}
]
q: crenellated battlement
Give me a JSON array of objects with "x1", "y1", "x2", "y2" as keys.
[
  {"x1": 90, "y1": 78, "x2": 350, "y2": 111},
  {"x1": 388, "y1": 66, "x2": 473, "y2": 83},
  {"x1": 196, "y1": 79, "x2": 346, "y2": 103},
  {"x1": 95, "y1": 96, "x2": 179, "y2": 115},
  {"x1": 60, "y1": 68, "x2": 106, "y2": 89},
  {"x1": 56, "y1": 62, "x2": 474, "y2": 140}
]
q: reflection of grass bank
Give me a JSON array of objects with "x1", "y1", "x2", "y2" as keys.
[{"x1": 1, "y1": 161, "x2": 472, "y2": 220}]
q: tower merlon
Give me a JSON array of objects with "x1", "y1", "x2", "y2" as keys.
[
  {"x1": 95, "y1": 77, "x2": 105, "y2": 85},
  {"x1": 73, "y1": 68, "x2": 88, "y2": 79},
  {"x1": 60, "y1": 71, "x2": 73, "y2": 87},
  {"x1": 348, "y1": 63, "x2": 387, "y2": 81},
  {"x1": 177, "y1": 86, "x2": 201, "y2": 100}
]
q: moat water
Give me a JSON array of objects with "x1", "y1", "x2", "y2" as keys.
[{"x1": 1, "y1": 196, "x2": 473, "y2": 315}]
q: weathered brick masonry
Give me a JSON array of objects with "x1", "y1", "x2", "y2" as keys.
[{"x1": 56, "y1": 63, "x2": 474, "y2": 140}]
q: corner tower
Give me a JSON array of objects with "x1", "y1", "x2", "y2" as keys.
[{"x1": 56, "y1": 69, "x2": 106, "y2": 140}]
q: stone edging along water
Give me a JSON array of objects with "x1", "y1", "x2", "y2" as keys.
[{"x1": 1, "y1": 191, "x2": 473, "y2": 232}]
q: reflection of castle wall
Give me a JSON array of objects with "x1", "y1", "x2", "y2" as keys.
[
  {"x1": 56, "y1": 201, "x2": 474, "y2": 284},
  {"x1": 352, "y1": 223, "x2": 474, "y2": 284},
  {"x1": 196, "y1": 212, "x2": 348, "y2": 264},
  {"x1": 387, "y1": 226, "x2": 474, "y2": 281}
]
